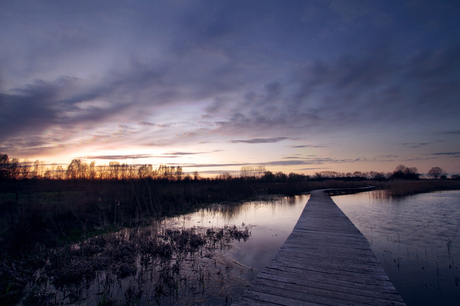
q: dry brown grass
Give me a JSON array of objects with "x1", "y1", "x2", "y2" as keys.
[{"x1": 376, "y1": 180, "x2": 460, "y2": 197}]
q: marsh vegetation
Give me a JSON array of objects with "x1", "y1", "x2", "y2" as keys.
[{"x1": 11, "y1": 225, "x2": 250, "y2": 305}]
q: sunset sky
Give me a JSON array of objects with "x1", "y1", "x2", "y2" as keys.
[{"x1": 1, "y1": 0, "x2": 460, "y2": 176}]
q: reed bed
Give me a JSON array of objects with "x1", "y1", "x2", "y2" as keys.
[
  {"x1": 376, "y1": 180, "x2": 460, "y2": 197},
  {"x1": 2, "y1": 224, "x2": 250, "y2": 305}
]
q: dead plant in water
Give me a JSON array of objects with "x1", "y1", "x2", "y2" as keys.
[{"x1": 10, "y1": 224, "x2": 251, "y2": 305}]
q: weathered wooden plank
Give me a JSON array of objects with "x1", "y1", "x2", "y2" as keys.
[
  {"x1": 279, "y1": 242, "x2": 379, "y2": 259},
  {"x1": 281, "y1": 233, "x2": 372, "y2": 249},
  {"x1": 257, "y1": 270, "x2": 402, "y2": 299},
  {"x1": 273, "y1": 249, "x2": 383, "y2": 268},
  {"x1": 236, "y1": 290, "x2": 323, "y2": 306},
  {"x1": 258, "y1": 268, "x2": 400, "y2": 294},
  {"x1": 243, "y1": 287, "x2": 368, "y2": 306},
  {"x1": 234, "y1": 295, "x2": 284, "y2": 306},
  {"x1": 233, "y1": 189, "x2": 405, "y2": 305},
  {"x1": 270, "y1": 256, "x2": 390, "y2": 278},
  {"x1": 249, "y1": 277, "x2": 405, "y2": 306},
  {"x1": 262, "y1": 265, "x2": 396, "y2": 288}
]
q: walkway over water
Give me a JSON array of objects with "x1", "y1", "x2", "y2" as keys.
[{"x1": 234, "y1": 189, "x2": 405, "y2": 305}]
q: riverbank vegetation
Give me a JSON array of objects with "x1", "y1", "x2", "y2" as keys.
[{"x1": 3, "y1": 224, "x2": 251, "y2": 305}]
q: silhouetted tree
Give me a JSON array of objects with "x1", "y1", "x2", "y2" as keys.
[
  {"x1": 0, "y1": 153, "x2": 10, "y2": 179},
  {"x1": 21, "y1": 161, "x2": 31, "y2": 179},
  {"x1": 369, "y1": 171, "x2": 386, "y2": 181},
  {"x1": 240, "y1": 166, "x2": 266, "y2": 179},
  {"x1": 67, "y1": 159, "x2": 84, "y2": 179},
  {"x1": 175, "y1": 166, "x2": 183, "y2": 180},
  {"x1": 138, "y1": 164, "x2": 152, "y2": 179},
  {"x1": 288, "y1": 172, "x2": 306, "y2": 182},
  {"x1": 32, "y1": 160, "x2": 44, "y2": 179},
  {"x1": 10, "y1": 158, "x2": 20, "y2": 179},
  {"x1": 89, "y1": 161, "x2": 96, "y2": 180},
  {"x1": 391, "y1": 165, "x2": 419, "y2": 180},
  {"x1": 275, "y1": 171, "x2": 288, "y2": 182},
  {"x1": 262, "y1": 171, "x2": 275, "y2": 182},
  {"x1": 0, "y1": 153, "x2": 8, "y2": 167},
  {"x1": 157, "y1": 164, "x2": 176, "y2": 178},
  {"x1": 109, "y1": 161, "x2": 120, "y2": 179},
  {"x1": 217, "y1": 172, "x2": 232, "y2": 181},
  {"x1": 56, "y1": 165, "x2": 64, "y2": 180},
  {"x1": 427, "y1": 166, "x2": 446, "y2": 179}
]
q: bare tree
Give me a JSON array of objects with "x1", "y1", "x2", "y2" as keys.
[
  {"x1": 0, "y1": 153, "x2": 10, "y2": 179},
  {"x1": 67, "y1": 159, "x2": 83, "y2": 179},
  {"x1": 240, "y1": 166, "x2": 266, "y2": 178},
  {"x1": 56, "y1": 165, "x2": 64, "y2": 180},
  {"x1": 10, "y1": 158, "x2": 20, "y2": 179},
  {"x1": 427, "y1": 167, "x2": 446, "y2": 179},
  {"x1": 33, "y1": 160, "x2": 44, "y2": 179},
  {"x1": 21, "y1": 161, "x2": 31, "y2": 179},
  {"x1": 175, "y1": 166, "x2": 183, "y2": 180},
  {"x1": 89, "y1": 161, "x2": 96, "y2": 180}
]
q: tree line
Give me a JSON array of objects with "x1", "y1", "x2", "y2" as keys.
[
  {"x1": 0, "y1": 154, "x2": 190, "y2": 181},
  {"x1": 238, "y1": 165, "x2": 456, "y2": 181},
  {"x1": 0, "y1": 153, "x2": 457, "y2": 181}
]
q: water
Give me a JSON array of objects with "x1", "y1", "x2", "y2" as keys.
[
  {"x1": 332, "y1": 190, "x2": 460, "y2": 305},
  {"x1": 163, "y1": 194, "x2": 310, "y2": 280}
]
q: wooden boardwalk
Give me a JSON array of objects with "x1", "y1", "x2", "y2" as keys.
[{"x1": 234, "y1": 189, "x2": 405, "y2": 305}]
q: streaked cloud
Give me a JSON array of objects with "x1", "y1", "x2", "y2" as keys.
[
  {"x1": 401, "y1": 143, "x2": 431, "y2": 149},
  {"x1": 431, "y1": 152, "x2": 460, "y2": 157},
  {"x1": 288, "y1": 145, "x2": 325, "y2": 148},
  {"x1": 138, "y1": 121, "x2": 156, "y2": 126},
  {"x1": 81, "y1": 154, "x2": 159, "y2": 160},
  {"x1": 230, "y1": 137, "x2": 289, "y2": 144}
]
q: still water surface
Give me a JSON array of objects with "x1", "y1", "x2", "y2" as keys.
[
  {"x1": 333, "y1": 190, "x2": 460, "y2": 305},
  {"x1": 163, "y1": 195, "x2": 310, "y2": 281},
  {"x1": 165, "y1": 190, "x2": 460, "y2": 305}
]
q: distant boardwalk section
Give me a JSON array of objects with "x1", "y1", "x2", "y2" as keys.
[{"x1": 234, "y1": 189, "x2": 405, "y2": 305}]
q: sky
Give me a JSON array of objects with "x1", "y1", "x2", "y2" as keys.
[{"x1": 1, "y1": 0, "x2": 460, "y2": 176}]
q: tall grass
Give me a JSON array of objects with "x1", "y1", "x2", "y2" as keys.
[{"x1": 376, "y1": 180, "x2": 460, "y2": 197}]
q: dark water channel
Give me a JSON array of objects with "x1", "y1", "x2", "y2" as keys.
[{"x1": 333, "y1": 190, "x2": 460, "y2": 306}]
